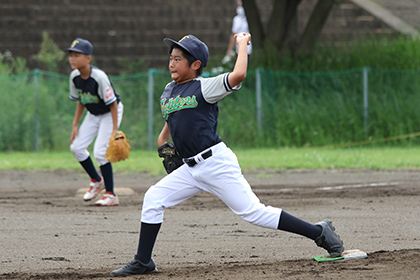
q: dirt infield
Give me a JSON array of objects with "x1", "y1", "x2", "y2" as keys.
[{"x1": 1, "y1": 169, "x2": 420, "y2": 279}]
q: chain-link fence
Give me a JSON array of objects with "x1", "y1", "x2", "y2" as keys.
[{"x1": 2, "y1": 67, "x2": 420, "y2": 152}]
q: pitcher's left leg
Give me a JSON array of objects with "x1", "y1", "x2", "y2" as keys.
[{"x1": 193, "y1": 145, "x2": 281, "y2": 229}]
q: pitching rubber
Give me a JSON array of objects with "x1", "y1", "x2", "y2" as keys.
[{"x1": 312, "y1": 249, "x2": 368, "y2": 262}]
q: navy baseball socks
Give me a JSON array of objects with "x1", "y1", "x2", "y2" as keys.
[
  {"x1": 80, "y1": 157, "x2": 101, "y2": 182},
  {"x1": 79, "y1": 158, "x2": 118, "y2": 205},
  {"x1": 111, "y1": 222, "x2": 161, "y2": 276},
  {"x1": 100, "y1": 162, "x2": 115, "y2": 195},
  {"x1": 80, "y1": 157, "x2": 115, "y2": 195},
  {"x1": 278, "y1": 211, "x2": 344, "y2": 257}
]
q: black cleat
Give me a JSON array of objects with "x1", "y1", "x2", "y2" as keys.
[
  {"x1": 315, "y1": 219, "x2": 344, "y2": 258},
  {"x1": 111, "y1": 258, "x2": 157, "y2": 276}
]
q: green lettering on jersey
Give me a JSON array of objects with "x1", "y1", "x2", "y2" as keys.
[
  {"x1": 161, "y1": 95, "x2": 198, "y2": 120},
  {"x1": 77, "y1": 89, "x2": 100, "y2": 104}
]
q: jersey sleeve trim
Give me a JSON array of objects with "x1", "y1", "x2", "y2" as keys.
[
  {"x1": 201, "y1": 73, "x2": 241, "y2": 104},
  {"x1": 223, "y1": 73, "x2": 234, "y2": 92},
  {"x1": 104, "y1": 96, "x2": 117, "y2": 106}
]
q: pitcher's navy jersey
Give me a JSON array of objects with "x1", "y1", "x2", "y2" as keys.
[
  {"x1": 69, "y1": 66, "x2": 120, "y2": 115},
  {"x1": 160, "y1": 73, "x2": 240, "y2": 158}
]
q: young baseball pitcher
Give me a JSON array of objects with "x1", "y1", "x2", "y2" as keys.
[
  {"x1": 111, "y1": 33, "x2": 344, "y2": 276},
  {"x1": 67, "y1": 38, "x2": 123, "y2": 206}
]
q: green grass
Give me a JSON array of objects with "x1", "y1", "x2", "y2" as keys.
[
  {"x1": 0, "y1": 150, "x2": 163, "y2": 175},
  {"x1": 234, "y1": 147, "x2": 420, "y2": 170},
  {"x1": 1, "y1": 147, "x2": 419, "y2": 176}
]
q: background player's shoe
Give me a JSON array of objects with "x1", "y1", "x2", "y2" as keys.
[
  {"x1": 111, "y1": 258, "x2": 157, "y2": 276},
  {"x1": 314, "y1": 219, "x2": 344, "y2": 257},
  {"x1": 83, "y1": 177, "x2": 105, "y2": 201},
  {"x1": 94, "y1": 192, "x2": 119, "y2": 206}
]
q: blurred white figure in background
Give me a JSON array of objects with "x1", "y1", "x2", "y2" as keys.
[{"x1": 223, "y1": 0, "x2": 252, "y2": 64}]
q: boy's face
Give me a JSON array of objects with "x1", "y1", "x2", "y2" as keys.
[
  {"x1": 68, "y1": 51, "x2": 91, "y2": 70},
  {"x1": 169, "y1": 48, "x2": 199, "y2": 84}
]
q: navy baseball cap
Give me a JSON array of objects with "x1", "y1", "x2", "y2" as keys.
[
  {"x1": 163, "y1": 35, "x2": 209, "y2": 68},
  {"x1": 66, "y1": 38, "x2": 93, "y2": 55}
]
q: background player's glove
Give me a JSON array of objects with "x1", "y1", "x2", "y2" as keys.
[
  {"x1": 157, "y1": 142, "x2": 184, "y2": 174},
  {"x1": 106, "y1": 131, "x2": 132, "y2": 163}
]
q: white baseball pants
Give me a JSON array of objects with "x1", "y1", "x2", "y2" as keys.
[
  {"x1": 141, "y1": 142, "x2": 282, "y2": 229},
  {"x1": 70, "y1": 102, "x2": 123, "y2": 166}
]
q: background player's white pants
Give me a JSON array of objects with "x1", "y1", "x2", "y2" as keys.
[
  {"x1": 70, "y1": 102, "x2": 123, "y2": 166},
  {"x1": 141, "y1": 142, "x2": 282, "y2": 229}
]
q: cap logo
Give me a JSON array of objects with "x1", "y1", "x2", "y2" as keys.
[
  {"x1": 71, "y1": 40, "x2": 79, "y2": 48},
  {"x1": 179, "y1": 36, "x2": 190, "y2": 42}
]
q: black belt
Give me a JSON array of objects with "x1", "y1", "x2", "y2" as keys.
[{"x1": 184, "y1": 150, "x2": 212, "y2": 167}]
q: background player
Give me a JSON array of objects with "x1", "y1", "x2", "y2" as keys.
[
  {"x1": 223, "y1": 0, "x2": 252, "y2": 64},
  {"x1": 67, "y1": 38, "x2": 123, "y2": 206},
  {"x1": 111, "y1": 33, "x2": 344, "y2": 276}
]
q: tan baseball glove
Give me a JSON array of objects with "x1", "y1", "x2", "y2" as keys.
[{"x1": 106, "y1": 131, "x2": 132, "y2": 163}]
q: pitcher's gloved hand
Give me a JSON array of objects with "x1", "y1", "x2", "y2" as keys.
[{"x1": 157, "y1": 142, "x2": 184, "y2": 174}]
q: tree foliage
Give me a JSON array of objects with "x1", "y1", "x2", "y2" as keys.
[{"x1": 33, "y1": 31, "x2": 65, "y2": 72}]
